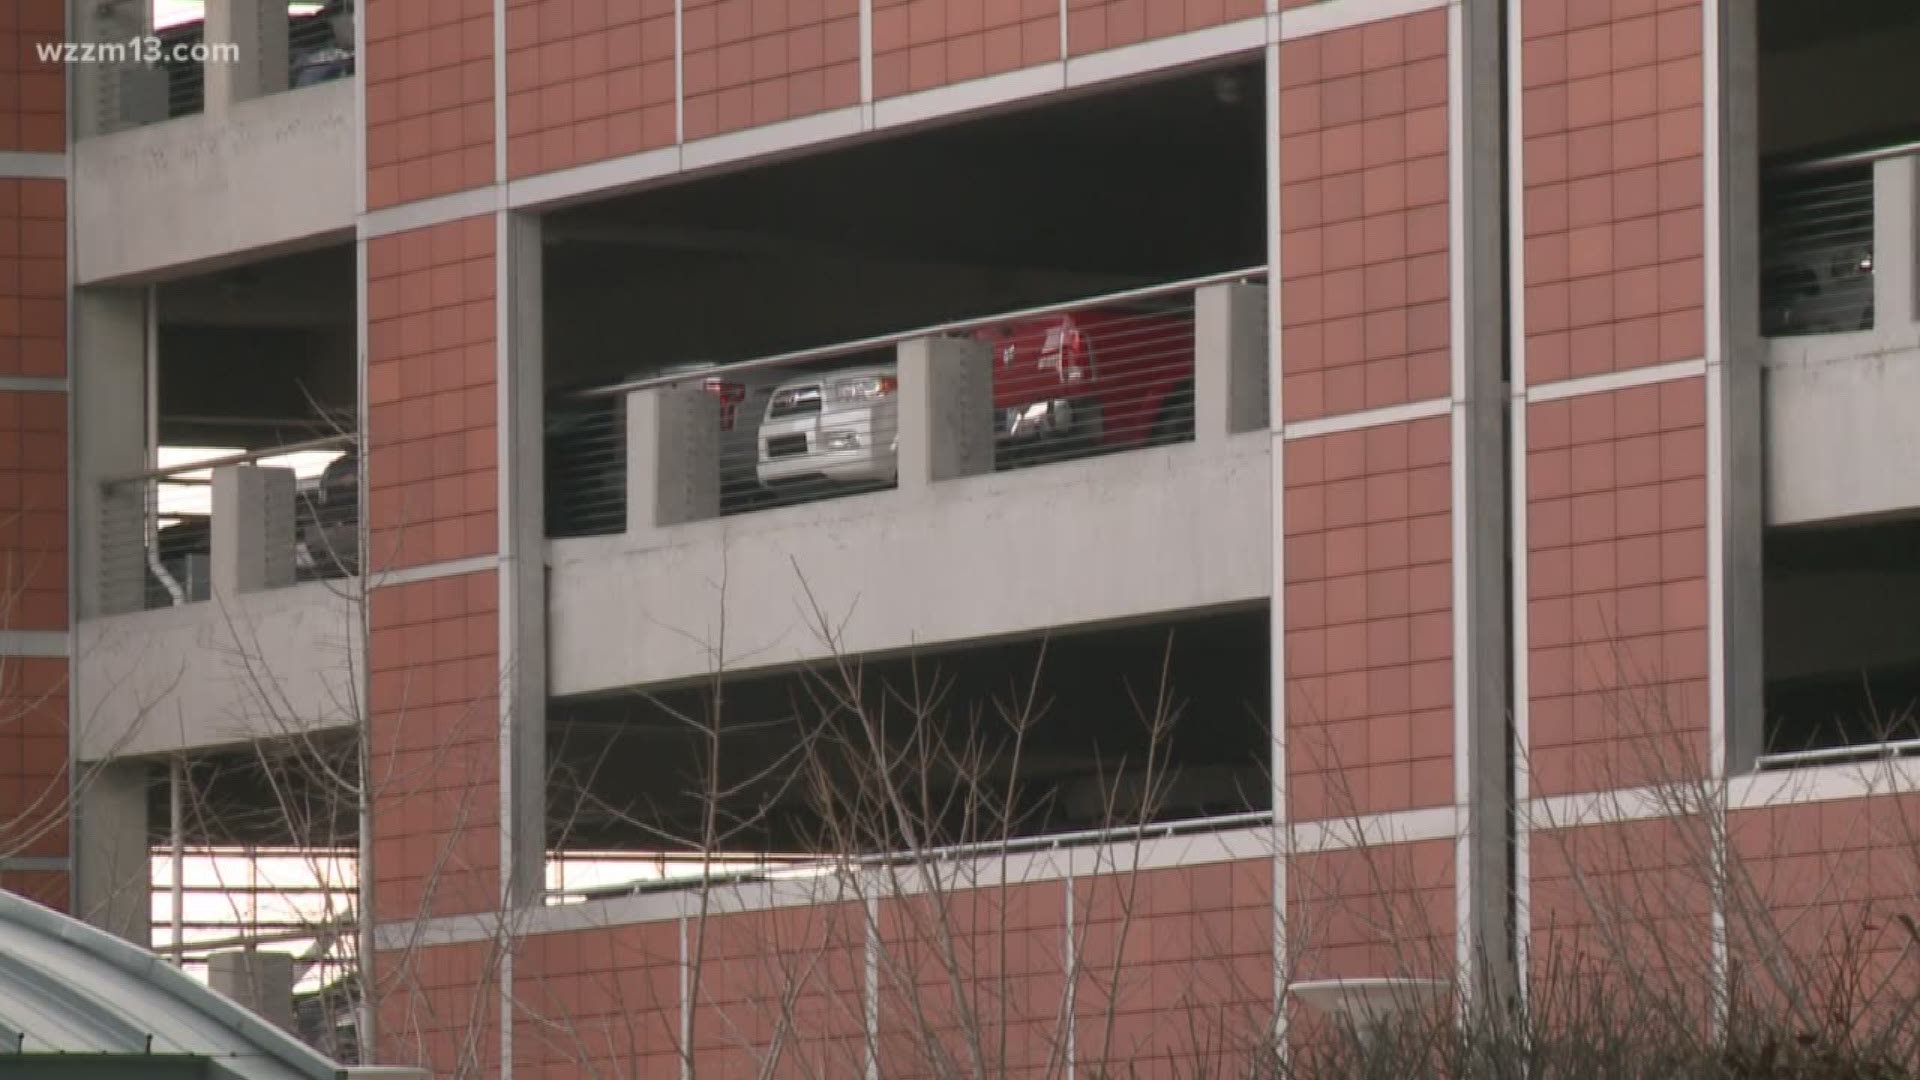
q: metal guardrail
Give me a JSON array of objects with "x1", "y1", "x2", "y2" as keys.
[
  {"x1": 1757, "y1": 141, "x2": 1919, "y2": 339},
  {"x1": 1756, "y1": 736, "x2": 1920, "y2": 772},
  {"x1": 548, "y1": 809, "x2": 1275, "y2": 905},
  {"x1": 547, "y1": 269, "x2": 1267, "y2": 538},
  {"x1": 160, "y1": 20, "x2": 206, "y2": 120},
  {"x1": 98, "y1": 434, "x2": 358, "y2": 616}
]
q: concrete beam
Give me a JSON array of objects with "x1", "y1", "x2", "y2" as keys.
[
  {"x1": 551, "y1": 434, "x2": 1271, "y2": 695},
  {"x1": 75, "y1": 581, "x2": 363, "y2": 758},
  {"x1": 74, "y1": 80, "x2": 354, "y2": 286}
]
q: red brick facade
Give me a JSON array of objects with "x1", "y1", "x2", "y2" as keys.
[
  {"x1": 366, "y1": 218, "x2": 500, "y2": 574},
  {"x1": 365, "y1": 0, "x2": 497, "y2": 208},
  {"x1": 0, "y1": 0, "x2": 63, "y2": 916},
  {"x1": 1519, "y1": 0, "x2": 1705, "y2": 383},
  {"x1": 1278, "y1": 10, "x2": 1451, "y2": 421},
  {"x1": 1284, "y1": 417, "x2": 1454, "y2": 819},
  {"x1": 0, "y1": 1, "x2": 63, "y2": 153},
  {"x1": 1524, "y1": 380, "x2": 1709, "y2": 796}
]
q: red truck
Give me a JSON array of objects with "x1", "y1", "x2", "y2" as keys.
[{"x1": 973, "y1": 304, "x2": 1197, "y2": 466}]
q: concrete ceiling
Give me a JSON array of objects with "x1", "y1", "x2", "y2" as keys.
[{"x1": 547, "y1": 59, "x2": 1267, "y2": 281}]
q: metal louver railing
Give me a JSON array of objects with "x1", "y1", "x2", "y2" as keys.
[
  {"x1": 96, "y1": 435, "x2": 358, "y2": 617},
  {"x1": 546, "y1": 270, "x2": 1265, "y2": 539},
  {"x1": 1756, "y1": 141, "x2": 1920, "y2": 338}
]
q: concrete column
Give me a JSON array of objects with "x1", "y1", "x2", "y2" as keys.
[
  {"x1": 73, "y1": 758, "x2": 151, "y2": 946},
  {"x1": 499, "y1": 213, "x2": 547, "y2": 909},
  {"x1": 1458, "y1": 0, "x2": 1516, "y2": 1008},
  {"x1": 1194, "y1": 282, "x2": 1270, "y2": 441},
  {"x1": 74, "y1": 289, "x2": 150, "y2": 620},
  {"x1": 207, "y1": 950, "x2": 297, "y2": 1031},
  {"x1": 627, "y1": 388, "x2": 720, "y2": 530},
  {"x1": 1716, "y1": 0, "x2": 1768, "y2": 778},
  {"x1": 897, "y1": 336, "x2": 993, "y2": 488},
  {"x1": 1872, "y1": 153, "x2": 1917, "y2": 330},
  {"x1": 210, "y1": 465, "x2": 297, "y2": 596},
  {"x1": 204, "y1": 0, "x2": 291, "y2": 115}
]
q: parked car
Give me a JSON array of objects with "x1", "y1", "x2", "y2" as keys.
[
  {"x1": 978, "y1": 304, "x2": 1196, "y2": 466},
  {"x1": 754, "y1": 305, "x2": 1196, "y2": 486},
  {"x1": 756, "y1": 361, "x2": 901, "y2": 489}
]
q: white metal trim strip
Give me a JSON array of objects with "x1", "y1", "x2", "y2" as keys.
[
  {"x1": 870, "y1": 65, "x2": 1066, "y2": 132},
  {"x1": 0, "y1": 856, "x2": 71, "y2": 871},
  {"x1": 0, "y1": 152, "x2": 65, "y2": 179},
  {"x1": 1264, "y1": 34, "x2": 1289, "y2": 1048},
  {"x1": 381, "y1": 808, "x2": 1472, "y2": 949},
  {"x1": 680, "y1": 105, "x2": 865, "y2": 172},
  {"x1": 1063, "y1": 17, "x2": 1266, "y2": 89},
  {"x1": 507, "y1": 145, "x2": 681, "y2": 211},
  {"x1": 358, "y1": 185, "x2": 506, "y2": 239},
  {"x1": 0, "y1": 631, "x2": 70, "y2": 658},
  {"x1": 1278, "y1": 0, "x2": 1451, "y2": 41},
  {"x1": 1280, "y1": 395, "x2": 1451, "y2": 439},
  {"x1": 1522, "y1": 357, "x2": 1706, "y2": 403},
  {"x1": 0, "y1": 376, "x2": 68, "y2": 393},
  {"x1": 366, "y1": 553, "x2": 500, "y2": 589},
  {"x1": 1444, "y1": 0, "x2": 1472, "y2": 988}
]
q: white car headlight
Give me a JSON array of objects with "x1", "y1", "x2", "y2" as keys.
[{"x1": 831, "y1": 374, "x2": 898, "y2": 403}]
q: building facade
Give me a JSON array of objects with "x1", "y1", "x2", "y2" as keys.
[{"x1": 2, "y1": 0, "x2": 1919, "y2": 1074}]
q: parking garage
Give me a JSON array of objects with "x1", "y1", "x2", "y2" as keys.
[
  {"x1": 540, "y1": 58, "x2": 1267, "y2": 536},
  {"x1": 92, "y1": 244, "x2": 359, "y2": 616}
]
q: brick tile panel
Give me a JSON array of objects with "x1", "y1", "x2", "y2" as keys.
[
  {"x1": 365, "y1": 0, "x2": 496, "y2": 208},
  {"x1": 1073, "y1": 862, "x2": 1274, "y2": 1076},
  {"x1": 873, "y1": 0, "x2": 1059, "y2": 99},
  {"x1": 366, "y1": 217, "x2": 499, "y2": 573},
  {"x1": 1524, "y1": 379, "x2": 1708, "y2": 796},
  {"x1": 1066, "y1": 0, "x2": 1265, "y2": 56},
  {"x1": 1278, "y1": 10, "x2": 1452, "y2": 422},
  {"x1": 1285, "y1": 417, "x2": 1454, "y2": 819},
  {"x1": 368, "y1": 569, "x2": 501, "y2": 922},
  {"x1": 0, "y1": 1, "x2": 65, "y2": 152},
  {"x1": 1519, "y1": 0, "x2": 1705, "y2": 383}
]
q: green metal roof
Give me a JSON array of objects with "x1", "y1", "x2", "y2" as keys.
[{"x1": 0, "y1": 892, "x2": 339, "y2": 1079}]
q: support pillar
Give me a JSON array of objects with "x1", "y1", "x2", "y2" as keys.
[
  {"x1": 627, "y1": 387, "x2": 720, "y2": 530},
  {"x1": 1459, "y1": 0, "x2": 1517, "y2": 1009},
  {"x1": 1871, "y1": 154, "x2": 1917, "y2": 331},
  {"x1": 73, "y1": 758, "x2": 150, "y2": 946},
  {"x1": 73, "y1": 289, "x2": 149, "y2": 621},
  {"x1": 204, "y1": 0, "x2": 290, "y2": 115},
  {"x1": 897, "y1": 336, "x2": 993, "y2": 488},
  {"x1": 210, "y1": 465, "x2": 296, "y2": 596},
  {"x1": 1194, "y1": 282, "x2": 1269, "y2": 441},
  {"x1": 208, "y1": 950, "x2": 297, "y2": 1031},
  {"x1": 499, "y1": 213, "x2": 546, "y2": 909}
]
